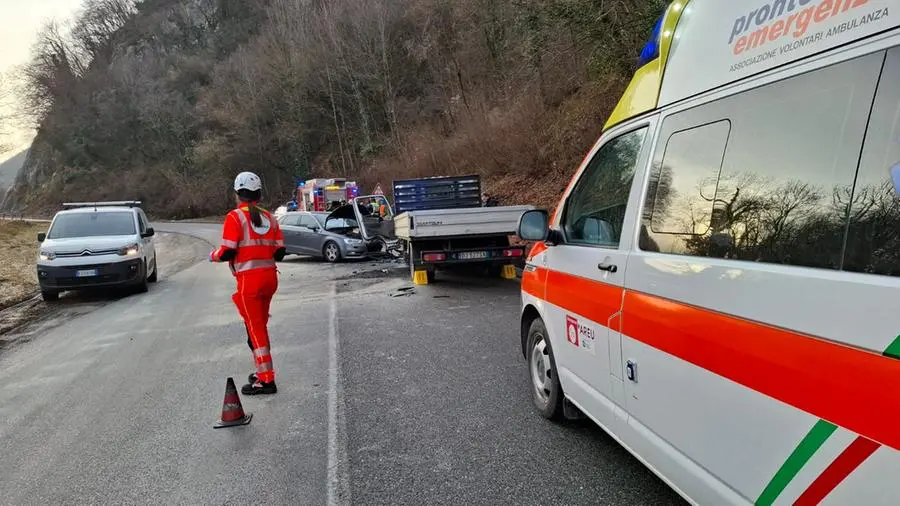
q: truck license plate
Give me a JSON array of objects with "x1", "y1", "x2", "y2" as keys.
[
  {"x1": 458, "y1": 251, "x2": 489, "y2": 260},
  {"x1": 75, "y1": 269, "x2": 98, "y2": 278}
]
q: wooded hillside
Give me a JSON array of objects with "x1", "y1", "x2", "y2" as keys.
[{"x1": 2, "y1": 0, "x2": 666, "y2": 218}]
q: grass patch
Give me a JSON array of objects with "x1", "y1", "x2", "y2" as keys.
[{"x1": 0, "y1": 221, "x2": 48, "y2": 309}]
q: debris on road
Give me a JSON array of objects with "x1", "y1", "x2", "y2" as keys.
[{"x1": 389, "y1": 287, "x2": 416, "y2": 297}]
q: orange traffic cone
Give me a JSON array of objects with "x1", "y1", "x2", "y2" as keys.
[{"x1": 213, "y1": 377, "x2": 253, "y2": 429}]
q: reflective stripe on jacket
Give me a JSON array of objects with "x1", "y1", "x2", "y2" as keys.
[{"x1": 213, "y1": 205, "x2": 284, "y2": 275}]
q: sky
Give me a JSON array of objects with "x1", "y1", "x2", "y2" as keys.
[{"x1": 0, "y1": 0, "x2": 84, "y2": 161}]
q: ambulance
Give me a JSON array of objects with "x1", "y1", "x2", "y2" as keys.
[{"x1": 516, "y1": 1, "x2": 900, "y2": 504}]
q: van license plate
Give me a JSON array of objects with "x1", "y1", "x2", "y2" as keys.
[
  {"x1": 458, "y1": 251, "x2": 489, "y2": 260},
  {"x1": 76, "y1": 269, "x2": 98, "y2": 278}
]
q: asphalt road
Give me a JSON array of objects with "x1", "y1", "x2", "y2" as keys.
[{"x1": 0, "y1": 222, "x2": 684, "y2": 505}]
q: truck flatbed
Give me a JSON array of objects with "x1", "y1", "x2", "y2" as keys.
[{"x1": 394, "y1": 205, "x2": 535, "y2": 240}]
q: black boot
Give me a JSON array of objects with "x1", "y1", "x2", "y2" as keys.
[
  {"x1": 242, "y1": 380, "x2": 277, "y2": 395},
  {"x1": 248, "y1": 372, "x2": 258, "y2": 384}
]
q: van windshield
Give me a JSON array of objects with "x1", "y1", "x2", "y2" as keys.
[{"x1": 48, "y1": 212, "x2": 136, "y2": 239}]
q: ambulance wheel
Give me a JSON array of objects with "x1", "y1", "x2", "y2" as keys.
[
  {"x1": 323, "y1": 241, "x2": 341, "y2": 263},
  {"x1": 526, "y1": 318, "x2": 564, "y2": 421}
]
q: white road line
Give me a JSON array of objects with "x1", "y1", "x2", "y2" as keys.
[{"x1": 326, "y1": 281, "x2": 350, "y2": 506}]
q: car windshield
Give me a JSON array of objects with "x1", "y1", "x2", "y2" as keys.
[
  {"x1": 312, "y1": 213, "x2": 328, "y2": 227},
  {"x1": 325, "y1": 217, "x2": 357, "y2": 229},
  {"x1": 47, "y1": 211, "x2": 136, "y2": 239},
  {"x1": 311, "y1": 213, "x2": 356, "y2": 230}
]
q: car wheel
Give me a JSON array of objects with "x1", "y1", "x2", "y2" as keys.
[
  {"x1": 147, "y1": 259, "x2": 158, "y2": 283},
  {"x1": 323, "y1": 241, "x2": 341, "y2": 263},
  {"x1": 41, "y1": 290, "x2": 59, "y2": 302},
  {"x1": 527, "y1": 318, "x2": 564, "y2": 420}
]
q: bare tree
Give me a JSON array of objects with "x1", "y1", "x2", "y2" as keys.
[{"x1": 0, "y1": 74, "x2": 14, "y2": 154}]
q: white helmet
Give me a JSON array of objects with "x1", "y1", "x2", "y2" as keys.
[{"x1": 234, "y1": 171, "x2": 262, "y2": 192}]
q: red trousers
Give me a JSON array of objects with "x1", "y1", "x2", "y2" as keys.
[{"x1": 231, "y1": 268, "x2": 278, "y2": 383}]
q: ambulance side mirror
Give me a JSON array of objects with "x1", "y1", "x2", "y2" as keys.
[{"x1": 517, "y1": 210, "x2": 550, "y2": 242}]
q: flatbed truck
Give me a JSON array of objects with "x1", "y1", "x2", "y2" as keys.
[{"x1": 390, "y1": 175, "x2": 533, "y2": 284}]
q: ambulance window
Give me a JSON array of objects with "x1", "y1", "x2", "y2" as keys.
[
  {"x1": 648, "y1": 120, "x2": 730, "y2": 235},
  {"x1": 563, "y1": 127, "x2": 648, "y2": 248},
  {"x1": 842, "y1": 47, "x2": 900, "y2": 278},
  {"x1": 642, "y1": 51, "x2": 882, "y2": 269}
]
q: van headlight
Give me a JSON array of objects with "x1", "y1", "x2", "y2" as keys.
[
  {"x1": 39, "y1": 250, "x2": 56, "y2": 261},
  {"x1": 118, "y1": 243, "x2": 140, "y2": 256}
]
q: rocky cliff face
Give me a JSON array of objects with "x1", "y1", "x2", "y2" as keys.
[{"x1": 1, "y1": 140, "x2": 61, "y2": 215}]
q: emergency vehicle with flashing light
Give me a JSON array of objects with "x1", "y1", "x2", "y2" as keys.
[
  {"x1": 295, "y1": 177, "x2": 359, "y2": 212},
  {"x1": 516, "y1": 1, "x2": 900, "y2": 504}
]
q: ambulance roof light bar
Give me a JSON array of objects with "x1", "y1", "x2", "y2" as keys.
[
  {"x1": 640, "y1": 14, "x2": 665, "y2": 66},
  {"x1": 638, "y1": 1, "x2": 686, "y2": 67}
]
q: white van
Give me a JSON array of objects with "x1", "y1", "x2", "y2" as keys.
[
  {"x1": 37, "y1": 201, "x2": 158, "y2": 300},
  {"x1": 516, "y1": 1, "x2": 900, "y2": 504}
]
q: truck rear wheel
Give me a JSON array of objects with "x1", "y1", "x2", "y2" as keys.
[
  {"x1": 407, "y1": 243, "x2": 415, "y2": 280},
  {"x1": 407, "y1": 243, "x2": 435, "y2": 283}
]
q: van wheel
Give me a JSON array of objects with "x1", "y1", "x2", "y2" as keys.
[
  {"x1": 323, "y1": 241, "x2": 341, "y2": 263},
  {"x1": 41, "y1": 290, "x2": 59, "y2": 302},
  {"x1": 135, "y1": 262, "x2": 149, "y2": 293},
  {"x1": 147, "y1": 260, "x2": 158, "y2": 283},
  {"x1": 527, "y1": 318, "x2": 564, "y2": 420}
]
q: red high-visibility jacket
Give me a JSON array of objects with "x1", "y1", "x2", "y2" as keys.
[{"x1": 212, "y1": 205, "x2": 284, "y2": 276}]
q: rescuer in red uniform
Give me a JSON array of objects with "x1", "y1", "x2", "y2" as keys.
[{"x1": 210, "y1": 171, "x2": 286, "y2": 395}]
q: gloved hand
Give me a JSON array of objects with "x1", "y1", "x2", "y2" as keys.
[{"x1": 209, "y1": 251, "x2": 216, "y2": 262}]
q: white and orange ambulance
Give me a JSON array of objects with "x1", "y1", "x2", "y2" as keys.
[{"x1": 517, "y1": 1, "x2": 900, "y2": 504}]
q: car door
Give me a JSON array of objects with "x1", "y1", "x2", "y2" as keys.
[
  {"x1": 279, "y1": 214, "x2": 304, "y2": 254},
  {"x1": 542, "y1": 121, "x2": 654, "y2": 430},
  {"x1": 299, "y1": 214, "x2": 327, "y2": 254}
]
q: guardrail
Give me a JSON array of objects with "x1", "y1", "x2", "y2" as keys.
[{"x1": 0, "y1": 213, "x2": 51, "y2": 222}]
